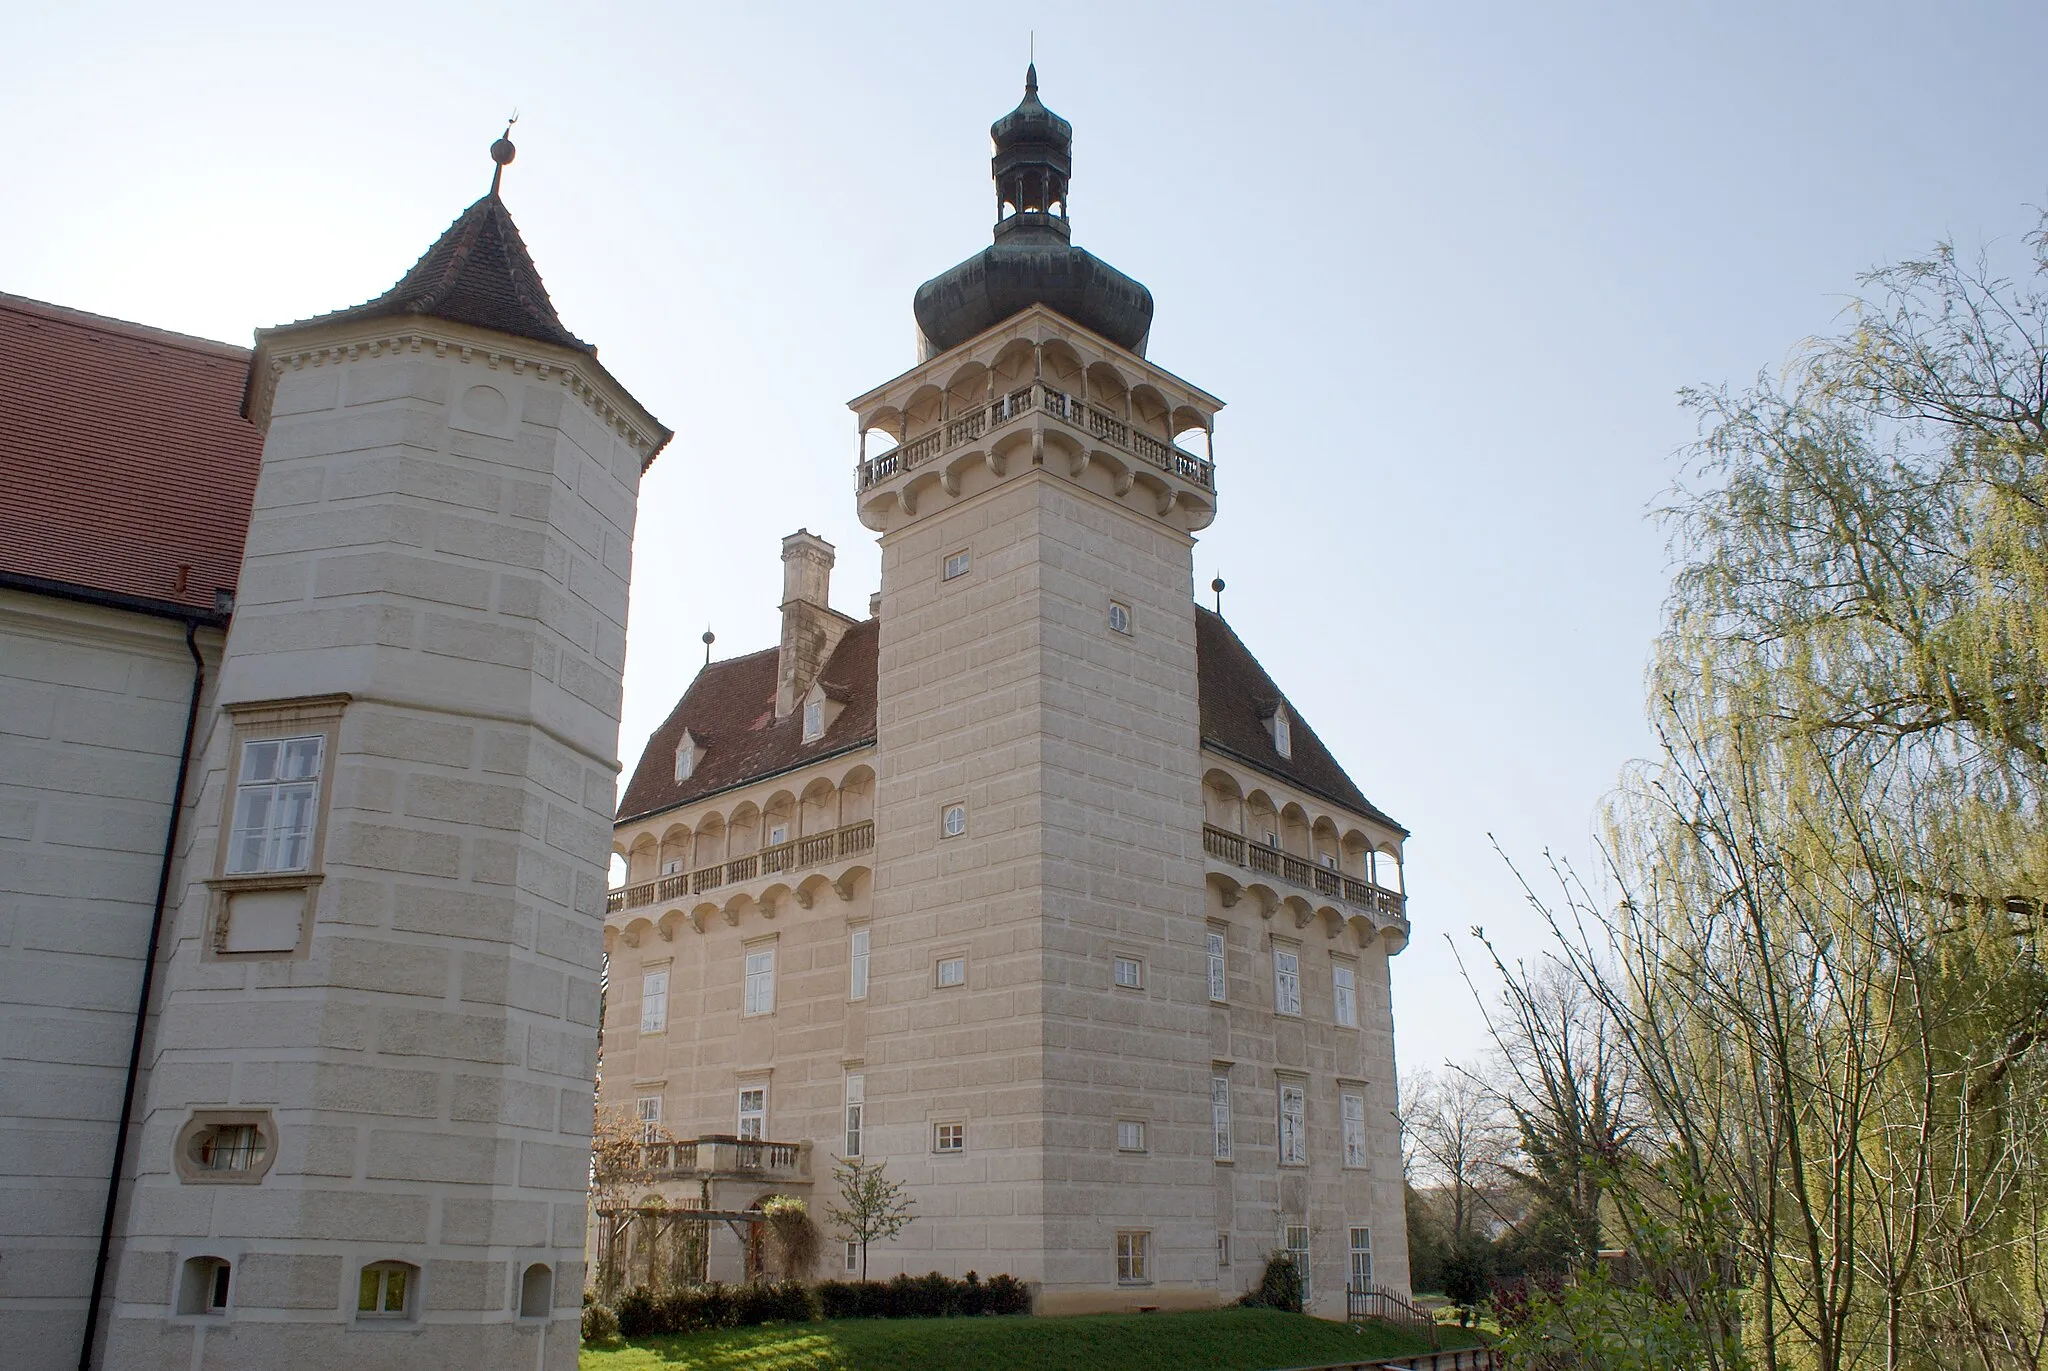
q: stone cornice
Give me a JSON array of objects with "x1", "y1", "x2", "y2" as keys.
[{"x1": 245, "y1": 317, "x2": 672, "y2": 469}]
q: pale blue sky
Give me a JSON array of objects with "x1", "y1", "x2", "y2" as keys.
[{"x1": 6, "y1": 1, "x2": 2040, "y2": 1069}]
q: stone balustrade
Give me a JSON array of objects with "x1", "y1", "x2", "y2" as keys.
[
  {"x1": 632, "y1": 1136, "x2": 810, "y2": 1183},
  {"x1": 609, "y1": 819, "x2": 874, "y2": 913},
  {"x1": 1203, "y1": 824, "x2": 1406, "y2": 921},
  {"x1": 858, "y1": 381, "x2": 1214, "y2": 492}
]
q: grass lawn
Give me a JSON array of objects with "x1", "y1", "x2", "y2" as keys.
[{"x1": 580, "y1": 1306, "x2": 1481, "y2": 1371}]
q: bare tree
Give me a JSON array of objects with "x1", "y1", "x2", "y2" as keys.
[
  {"x1": 825, "y1": 1158, "x2": 915, "y2": 1281},
  {"x1": 1401, "y1": 1068, "x2": 1515, "y2": 1242}
]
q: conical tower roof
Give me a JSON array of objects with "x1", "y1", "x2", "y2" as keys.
[{"x1": 270, "y1": 186, "x2": 592, "y2": 355}]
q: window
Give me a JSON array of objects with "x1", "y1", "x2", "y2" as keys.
[
  {"x1": 174, "y1": 1111, "x2": 277, "y2": 1185},
  {"x1": 1342, "y1": 1091, "x2": 1368, "y2": 1169},
  {"x1": 226, "y1": 736, "x2": 324, "y2": 874},
  {"x1": 1217, "y1": 1233, "x2": 1232, "y2": 1269},
  {"x1": 934, "y1": 1121, "x2": 965, "y2": 1153},
  {"x1": 1113, "y1": 955, "x2": 1143, "y2": 989},
  {"x1": 802, "y1": 698, "x2": 825, "y2": 742},
  {"x1": 844, "y1": 1240, "x2": 860, "y2": 1274},
  {"x1": 356, "y1": 1261, "x2": 416, "y2": 1320},
  {"x1": 1212, "y1": 1074, "x2": 1233, "y2": 1161},
  {"x1": 744, "y1": 948, "x2": 776, "y2": 1016},
  {"x1": 519, "y1": 1263, "x2": 553, "y2": 1319},
  {"x1": 943, "y1": 549, "x2": 971, "y2": 580},
  {"x1": 662, "y1": 857, "x2": 684, "y2": 876},
  {"x1": 768, "y1": 823, "x2": 789, "y2": 846},
  {"x1": 1279, "y1": 1082, "x2": 1307, "y2": 1165},
  {"x1": 1286, "y1": 1226, "x2": 1311, "y2": 1305},
  {"x1": 1115, "y1": 1231, "x2": 1150, "y2": 1284},
  {"x1": 1333, "y1": 964, "x2": 1357, "y2": 1028},
  {"x1": 937, "y1": 956, "x2": 966, "y2": 988},
  {"x1": 738, "y1": 1086, "x2": 767, "y2": 1140},
  {"x1": 941, "y1": 804, "x2": 967, "y2": 838},
  {"x1": 849, "y1": 927, "x2": 870, "y2": 1000},
  {"x1": 674, "y1": 739, "x2": 696, "y2": 782},
  {"x1": 1274, "y1": 949, "x2": 1302, "y2": 1016},
  {"x1": 1348, "y1": 1227, "x2": 1374, "y2": 1291},
  {"x1": 1207, "y1": 931, "x2": 1227, "y2": 1002},
  {"x1": 177, "y1": 1257, "x2": 231, "y2": 1315},
  {"x1": 1108, "y1": 600, "x2": 1132, "y2": 635},
  {"x1": 636, "y1": 1094, "x2": 662, "y2": 1143},
  {"x1": 844, "y1": 1074, "x2": 864, "y2": 1157},
  {"x1": 640, "y1": 971, "x2": 669, "y2": 1034},
  {"x1": 1116, "y1": 1119, "x2": 1147, "y2": 1152},
  {"x1": 1271, "y1": 708, "x2": 1292, "y2": 759}
]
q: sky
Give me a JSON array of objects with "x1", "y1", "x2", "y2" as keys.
[{"x1": 6, "y1": 1, "x2": 2042, "y2": 1072}]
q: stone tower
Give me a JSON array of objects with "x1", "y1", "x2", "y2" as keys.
[
  {"x1": 99, "y1": 138, "x2": 668, "y2": 1369},
  {"x1": 850, "y1": 68, "x2": 1229, "y2": 1311}
]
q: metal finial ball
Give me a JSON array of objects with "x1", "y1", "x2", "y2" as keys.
[
  {"x1": 1211, "y1": 577, "x2": 1226, "y2": 595},
  {"x1": 701, "y1": 630, "x2": 716, "y2": 646},
  {"x1": 491, "y1": 133, "x2": 517, "y2": 167}
]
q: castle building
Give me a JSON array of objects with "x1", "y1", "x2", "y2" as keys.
[
  {"x1": 600, "y1": 70, "x2": 1413, "y2": 1316},
  {"x1": 1, "y1": 133, "x2": 668, "y2": 1368}
]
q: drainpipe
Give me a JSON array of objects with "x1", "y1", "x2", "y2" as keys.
[{"x1": 77, "y1": 620, "x2": 207, "y2": 1371}]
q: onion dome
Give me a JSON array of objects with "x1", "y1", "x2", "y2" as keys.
[{"x1": 913, "y1": 66, "x2": 1154, "y2": 357}]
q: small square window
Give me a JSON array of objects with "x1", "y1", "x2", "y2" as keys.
[
  {"x1": 943, "y1": 549, "x2": 971, "y2": 580},
  {"x1": 356, "y1": 1261, "x2": 417, "y2": 1320},
  {"x1": 1108, "y1": 600, "x2": 1132, "y2": 635},
  {"x1": 1113, "y1": 955, "x2": 1143, "y2": 989},
  {"x1": 934, "y1": 1121, "x2": 965, "y2": 1153},
  {"x1": 1116, "y1": 1119, "x2": 1147, "y2": 1152},
  {"x1": 177, "y1": 1256, "x2": 231, "y2": 1316},
  {"x1": 941, "y1": 804, "x2": 967, "y2": 839},
  {"x1": 1116, "y1": 1231, "x2": 1150, "y2": 1284},
  {"x1": 937, "y1": 956, "x2": 966, "y2": 988}
]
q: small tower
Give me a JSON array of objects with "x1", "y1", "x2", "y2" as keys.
[
  {"x1": 102, "y1": 135, "x2": 668, "y2": 1369},
  {"x1": 852, "y1": 70, "x2": 1227, "y2": 1308}
]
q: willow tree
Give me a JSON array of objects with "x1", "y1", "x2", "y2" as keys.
[{"x1": 1514, "y1": 214, "x2": 2048, "y2": 1371}]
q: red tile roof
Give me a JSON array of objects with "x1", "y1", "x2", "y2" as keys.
[
  {"x1": 619, "y1": 618, "x2": 882, "y2": 822},
  {"x1": 0, "y1": 293, "x2": 262, "y2": 620},
  {"x1": 618, "y1": 606, "x2": 1402, "y2": 834}
]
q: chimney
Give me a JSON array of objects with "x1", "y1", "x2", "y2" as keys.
[{"x1": 777, "y1": 529, "x2": 845, "y2": 718}]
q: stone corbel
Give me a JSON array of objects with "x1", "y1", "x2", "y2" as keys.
[
  {"x1": 1255, "y1": 889, "x2": 1278, "y2": 920},
  {"x1": 1292, "y1": 905, "x2": 1316, "y2": 931},
  {"x1": 986, "y1": 449, "x2": 1007, "y2": 478},
  {"x1": 1067, "y1": 448, "x2": 1090, "y2": 479},
  {"x1": 1113, "y1": 470, "x2": 1136, "y2": 497},
  {"x1": 1156, "y1": 487, "x2": 1177, "y2": 517},
  {"x1": 1218, "y1": 882, "x2": 1241, "y2": 910},
  {"x1": 621, "y1": 927, "x2": 641, "y2": 948},
  {"x1": 833, "y1": 872, "x2": 860, "y2": 903},
  {"x1": 941, "y1": 466, "x2": 961, "y2": 497},
  {"x1": 721, "y1": 906, "x2": 740, "y2": 927},
  {"x1": 794, "y1": 886, "x2": 814, "y2": 911},
  {"x1": 760, "y1": 899, "x2": 778, "y2": 921},
  {"x1": 689, "y1": 910, "x2": 709, "y2": 935},
  {"x1": 900, "y1": 487, "x2": 918, "y2": 517}
]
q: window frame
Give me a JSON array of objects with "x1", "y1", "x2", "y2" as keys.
[
  {"x1": 849, "y1": 926, "x2": 871, "y2": 1001},
  {"x1": 1115, "y1": 1118, "x2": 1148, "y2": 1153},
  {"x1": 1285, "y1": 1225, "x2": 1311, "y2": 1305},
  {"x1": 940, "y1": 803, "x2": 967, "y2": 839},
  {"x1": 743, "y1": 946, "x2": 777, "y2": 1017},
  {"x1": 355, "y1": 1260, "x2": 419, "y2": 1322},
  {"x1": 936, "y1": 954, "x2": 967, "y2": 989},
  {"x1": 1206, "y1": 929, "x2": 1228, "y2": 1002},
  {"x1": 933, "y1": 1120, "x2": 966, "y2": 1154},
  {"x1": 1217, "y1": 1232, "x2": 1232, "y2": 1270},
  {"x1": 1212, "y1": 1073, "x2": 1234, "y2": 1162},
  {"x1": 1279, "y1": 1080, "x2": 1308, "y2": 1166},
  {"x1": 636, "y1": 1094, "x2": 663, "y2": 1143},
  {"x1": 1342, "y1": 1089, "x2": 1368, "y2": 1169},
  {"x1": 844, "y1": 1073, "x2": 865, "y2": 1157},
  {"x1": 737, "y1": 1085, "x2": 769, "y2": 1140},
  {"x1": 942, "y1": 549, "x2": 971, "y2": 581},
  {"x1": 640, "y1": 969, "x2": 670, "y2": 1035},
  {"x1": 1115, "y1": 1230, "x2": 1151, "y2": 1285},
  {"x1": 1333, "y1": 962, "x2": 1358, "y2": 1028},
  {"x1": 1273, "y1": 947, "x2": 1302, "y2": 1017},
  {"x1": 1112, "y1": 954, "x2": 1144, "y2": 990},
  {"x1": 206, "y1": 696, "x2": 348, "y2": 962},
  {"x1": 1107, "y1": 600, "x2": 1132, "y2": 635},
  {"x1": 1348, "y1": 1226, "x2": 1374, "y2": 1291},
  {"x1": 173, "y1": 1110, "x2": 278, "y2": 1186},
  {"x1": 802, "y1": 697, "x2": 825, "y2": 742}
]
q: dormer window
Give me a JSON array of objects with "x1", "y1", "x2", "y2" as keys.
[
  {"x1": 803, "y1": 698, "x2": 825, "y2": 742},
  {"x1": 674, "y1": 731, "x2": 700, "y2": 784},
  {"x1": 1271, "y1": 706, "x2": 1292, "y2": 759}
]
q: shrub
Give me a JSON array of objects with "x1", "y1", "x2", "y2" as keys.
[
  {"x1": 983, "y1": 1272, "x2": 1032, "y2": 1316},
  {"x1": 809, "y1": 1273, "x2": 1028, "y2": 1321},
  {"x1": 581, "y1": 1298, "x2": 619, "y2": 1344},
  {"x1": 613, "y1": 1286, "x2": 660, "y2": 1338},
  {"x1": 1238, "y1": 1252, "x2": 1304, "y2": 1313}
]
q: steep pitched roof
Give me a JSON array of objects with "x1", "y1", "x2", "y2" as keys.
[
  {"x1": 1194, "y1": 606, "x2": 1404, "y2": 833},
  {"x1": 618, "y1": 607, "x2": 1401, "y2": 835},
  {"x1": 619, "y1": 617, "x2": 882, "y2": 822},
  {"x1": 268, "y1": 193, "x2": 592, "y2": 354},
  {"x1": 0, "y1": 293, "x2": 262, "y2": 619}
]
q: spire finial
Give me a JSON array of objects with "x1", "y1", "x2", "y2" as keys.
[
  {"x1": 489, "y1": 112, "x2": 518, "y2": 196},
  {"x1": 702, "y1": 627, "x2": 716, "y2": 667},
  {"x1": 1211, "y1": 575, "x2": 1226, "y2": 614},
  {"x1": 1025, "y1": 33, "x2": 1037, "y2": 95}
]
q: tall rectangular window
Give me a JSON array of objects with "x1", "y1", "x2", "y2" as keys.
[
  {"x1": 1333, "y1": 964, "x2": 1357, "y2": 1028},
  {"x1": 738, "y1": 1086, "x2": 767, "y2": 1140},
  {"x1": 744, "y1": 948, "x2": 776, "y2": 1016},
  {"x1": 1279, "y1": 1081, "x2": 1307, "y2": 1165},
  {"x1": 640, "y1": 971, "x2": 669, "y2": 1034},
  {"x1": 1274, "y1": 949, "x2": 1302, "y2": 1016},
  {"x1": 636, "y1": 1094, "x2": 662, "y2": 1143},
  {"x1": 1212, "y1": 1074, "x2": 1233, "y2": 1161},
  {"x1": 1286, "y1": 1225, "x2": 1311, "y2": 1305},
  {"x1": 849, "y1": 927, "x2": 870, "y2": 1001},
  {"x1": 844, "y1": 1073, "x2": 864, "y2": 1157},
  {"x1": 1348, "y1": 1227, "x2": 1374, "y2": 1291},
  {"x1": 1116, "y1": 1231, "x2": 1150, "y2": 1284},
  {"x1": 1217, "y1": 1232, "x2": 1232, "y2": 1269},
  {"x1": 1342, "y1": 1091, "x2": 1368, "y2": 1168},
  {"x1": 1207, "y1": 931, "x2": 1227, "y2": 1002},
  {"x1": 226, "y1": 736, "x2": 324, "y2": 874}
]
